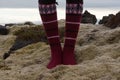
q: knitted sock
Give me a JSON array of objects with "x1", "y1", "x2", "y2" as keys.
[
  {"x1": 38, "y1": 0, "x2": 62, "y2": 69},
  {"x1": 63, "y1": 0, "x2": 83, "y2": 65}
]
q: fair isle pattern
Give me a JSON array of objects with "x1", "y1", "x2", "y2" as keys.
[
  {"x1": 39, "y1": 4, "x2": 56, "y2": 14},
  {"x1": 66, "y1": 3, "x2": 83, "y2": 14}
]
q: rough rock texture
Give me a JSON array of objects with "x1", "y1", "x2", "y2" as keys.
[
  {"x1": 99, "y1": 14, "x2": 114, "y2": 24},
  {"x1": 105, "y1": 11, "x2": 120, "y2": 29},
  {"x1": 99, "y1": 11, "x2": 120, "y2": 29},
  {"x1": 0, "y1": 22, "x2": 120, "y2": 80},
  {"x1": 81, "y1": 10, "x2": 97, "y2": 24}
]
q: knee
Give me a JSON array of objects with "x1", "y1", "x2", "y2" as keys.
[{"x1": 38, "y1": 0, "x2": 56, "y2": 4}]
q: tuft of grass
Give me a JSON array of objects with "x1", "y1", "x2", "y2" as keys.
[
  {"x1": 59, "y1": 27, "x2": 65, "y2": 43},
  {"x1": 0, "y1": 60, "x2": 11, "y2": 70},
  {"x1": 13, "y1": 25, "x2": 65, "y2": 43},
  {"x1": 13, "y1": 25, "x2": 47, "y2": 43}
]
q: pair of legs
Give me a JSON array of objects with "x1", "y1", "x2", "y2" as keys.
[{"x1": 38, "y1": 0, "x2": 83, "y2": 69}]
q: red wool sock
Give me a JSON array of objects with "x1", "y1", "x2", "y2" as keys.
[
  {"x1": 38, "y1": 0, "x2": 62, "y2": 69},
  {"x1": 63, "y1": 0, "x2": 83, "y2": 65}
]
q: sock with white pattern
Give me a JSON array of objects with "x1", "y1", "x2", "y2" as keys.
[
  {"x1": 63, "y1": 0, "x2": 83, "y2": 65},
  {"x1": 38, "y1": 0, "x2": 62, "y2": 69}
]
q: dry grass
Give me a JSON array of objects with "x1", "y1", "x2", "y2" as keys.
[
  {"x1": 0, "y1": 23, "x2": 120, "y2": 80},
  {"x1": 13, "y1": 25, "x2": 47, "y2": 43},
  {"x1": 13, "y1": 25, "x2": 65, "y2": 43}
]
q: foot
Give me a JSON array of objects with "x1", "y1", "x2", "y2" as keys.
[
  {"x1": 47, "y1": 49, "x2": 62, "y2": 69},
  {"x1": 63, "y1": 49, "x2": 76, "y2": 65},
  {"x1": 47, "y1": 58, "x2": 62, "y2": 69}
]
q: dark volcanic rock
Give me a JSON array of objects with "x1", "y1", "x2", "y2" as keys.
[
  {"x1": 99, "y1": 14, "x2": 114, "y2": 24},
  {"x1": 24, "y1": 22, "x2": 34, "y2": 25},
  {"x1": 81, "y1": 10, "x2": 97, "y2": 24},
  {"x1": 105, "y1": 11, "x2": 120, "y2": 29},
  {"x1": 0, "y1": 25, "x2": 9, "y2": 35},
  {"x1": 0, "y1": 25, "x2": 5, "y2": 28},
  {"x1": 5, "y1": 23, "x2": 15, "y2": 27}
]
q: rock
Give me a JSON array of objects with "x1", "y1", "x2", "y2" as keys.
[
  {"x1": 0, "y1": 25, "x2": 9, "y2": 35},
  {"x1": 81, "y1": 10, "x2": 97, "y2": 24},
  {"x1": 105, "y1": 11, "x2": 120, "y2": 29},
  {"x1": 24, "y1": 21, "x2": 34, "y2": 25},
  {"x1": 99, "y1": 14, "x2": 114, "y2": 24},
  {"x1": 0, "y1": 25, "x2": 5, "y2": 28},
  {"x1": 3, "y1": 53, "x2": 10, "y2": 60},
  {"x1": 5, "y1": 23, "x2": 15, "y2": 27}
]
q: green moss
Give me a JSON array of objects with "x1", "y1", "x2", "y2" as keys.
[
  {"x1": 13, "y1": 25, "x2": 47, "y2": 43},
  {"x1": 13, "y1": 25, "x2": 65, "y2": 43}
]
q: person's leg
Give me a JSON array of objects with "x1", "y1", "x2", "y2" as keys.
[
  {"x1": 38, "y1": 0, "x2": 62, "y2": 69},
  {"x1": 63, "y1": 0, "x2": 83, "y2": 65}
]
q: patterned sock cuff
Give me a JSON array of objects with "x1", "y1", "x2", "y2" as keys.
[
  {"x1": 39, "y1": 4, "x2": 56, "y2": 14},
  {"x1": 66, "y1": 3, "x2": 83, "y2": 14}
]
